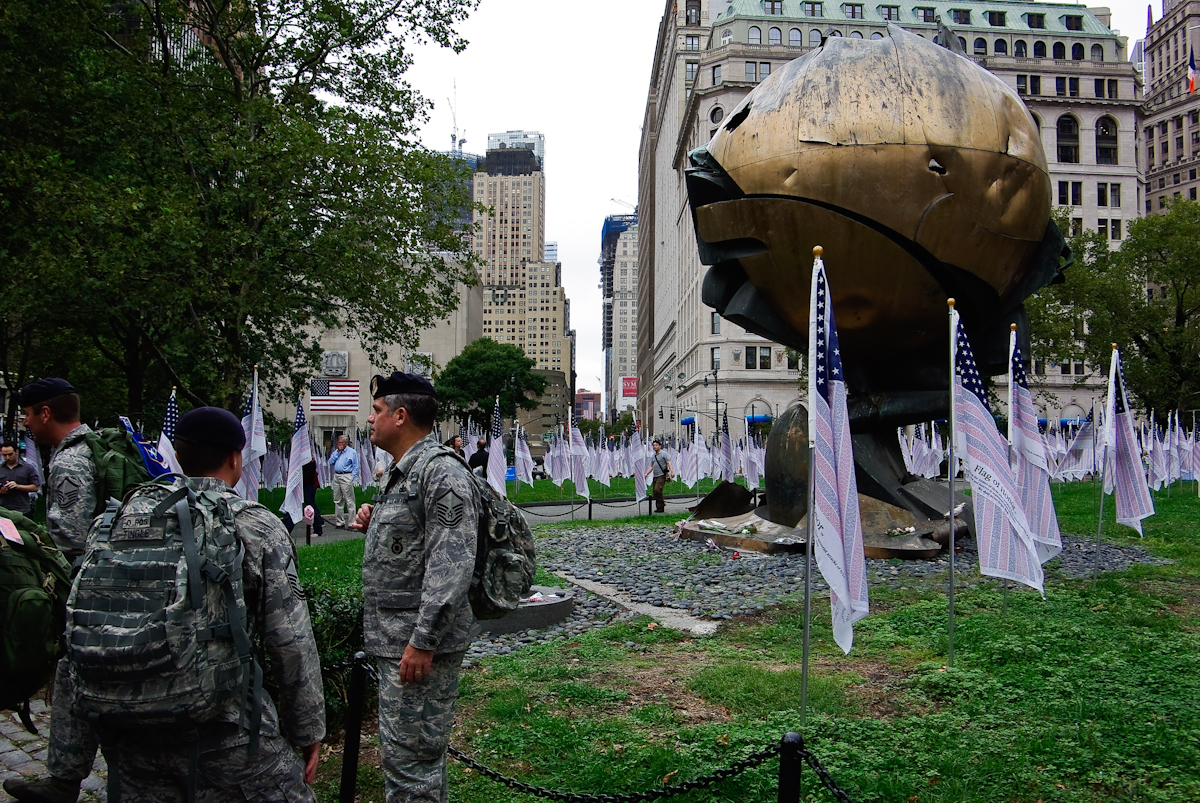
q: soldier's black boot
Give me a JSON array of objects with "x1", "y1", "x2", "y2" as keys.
[{"x1": 3, "y1": 776, "x2": 82, "y2": 803}]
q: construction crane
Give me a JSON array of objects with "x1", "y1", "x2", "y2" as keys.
[
  {"x1": 610, "y1": 198, "x2": 636, "y2": 211},
  {"x1": 447, "y1": 81, "x2": 466, "y2": 154}
]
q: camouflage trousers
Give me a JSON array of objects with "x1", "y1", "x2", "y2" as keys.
[
  {"x1": 47, "y1": 657, "x2": 100, "y2": 782},
  {"x1": 100, "y1": 726, "x2": 314, "y2": 802},
  {"x1": 375, "y1": 652, "x2": 465, "y2": 803}
]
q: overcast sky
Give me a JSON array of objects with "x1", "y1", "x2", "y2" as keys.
[{"x1": 404, "y1": 0, "x2": 1150, "y2": 409}]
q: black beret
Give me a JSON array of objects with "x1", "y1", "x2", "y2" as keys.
[
  {"x1": 18, "y1": 378, "x2": 76, "y2": 407},
  {"x1": 175, "y1": 407, "x2": 246, "y2": 452},
  {"x1": 371, "y1": 371, "x2": 437, "y2": 399}
]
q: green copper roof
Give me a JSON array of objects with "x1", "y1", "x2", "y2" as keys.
[{"x1": 717, "y1": 0, "x2": 1115, "y2": 36}]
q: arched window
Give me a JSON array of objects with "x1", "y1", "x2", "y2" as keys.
[
  {"x1": 1034, "y1": 41, "x2": 1046, "y2": 57},
  {"x1": 957, "y1": 36, "x2": 966, "y2": 51},
  {"x1": 686, "y1": 0, "x2": 700, "y2": 26},
  {"x1": 974, "y1": 38, "x2": 987, "y2": 55},
  {"x1": 1096, "y1": 117, "x2": 1118, "y2": 164},
  {"x1": 1091, "y1": 43, "x2": 1104, "y2": 62},
  {"x1": 994, "y1": 39, "x2": 1007, "y2": 55},
  {"x1": 710, "y1": 106, "x2": 725, "y2": 124},
  {"x1": 830, "y1": 30, "x2": 843, "y2": 36},
  {"x1": 870, "y1": 31, "x2": 883, "y2": 39},
  {"x1": 809, "y1": 29, "x2": 822, "y2": 46},
  {"x1": 850, "y1": 30, "x2": 863, "y2": 38},
  {"x1": 790, "y1": 28, "x2": 803, "y2": 45},
  {"x1": 1031, "y1": 113, "x2": 1041, "y2": 132},
  {"x1": 768, "y1": 27, "x2": 782, "y2": 45},
  {"x1": 1052, "y1": 41, "x2": 1065, "y2": 59},
  {"x1": 1014, "y1": 40, "x2": 1027, "y2": 57},
  {"x1": 721, "y1": 29, "x2": 733, "y2": 45},
  {"x1": 1071, "y1": 43, "x2": 1084, "y2": 60},
  {"x1": 748, "y1": 26, "x2": 761, "y2": 44},
  {"x1": 1057, "y1": 115, "x2": 1080, "y2": 163}
]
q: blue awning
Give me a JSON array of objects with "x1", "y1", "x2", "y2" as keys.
[
  {"x1": 680, "y1": 416, "x2": 695, "y2": 425},
  {"x1": 744, "y1": 414, "x2": 773, "y2": 423}
]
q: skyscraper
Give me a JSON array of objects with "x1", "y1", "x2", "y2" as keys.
[{"x1": 599, "y1": 214, "x2": 639, "y2": 420}]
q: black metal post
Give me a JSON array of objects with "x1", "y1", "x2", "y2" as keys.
[
  {"x1": 339, "y1": 652, "x2": 368, "y2": 803},
  {"x1": 777, "y1": 732, "x2": 802, "y2": 803},
  {"x1": 588, "y1": 499, "x2": 593, "y2": 520},
  {"x1": 306, "y1": 524, "x2": 311, "y2": 547}
]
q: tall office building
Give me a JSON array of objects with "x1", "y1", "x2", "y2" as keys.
[
  {"x1": 638, "y1": 0, "x2": 1139, "y2": 434},
  {"x1": 599, "y1": 214, "x2": 640, "y2": 419},
  {"x1": 471, "y1": 132, "x2": 576, "y2": 438},
  {"x1": 1140, "y1": 0, "x2": 1200, "y2": 212},
  {"x1": 544, "y1": 242, "x2": 559, "y2": 262}
]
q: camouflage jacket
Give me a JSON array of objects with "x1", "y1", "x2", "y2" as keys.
[
  {"x1": 47, "y1": 424, "x2": 98, "y2": 556},
  {"x1": 363, "y1": 433, "x2": 479, "y2": 658},
  {"x1": 191, "y1": 477, "x2": 326, "y2": 747}
]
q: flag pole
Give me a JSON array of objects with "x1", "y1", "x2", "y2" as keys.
[
  {"x1": 947, "y1": 299, "x2": 957, "y2": 669},
  {"x1": 801, "y1": 244, "x2": 822, "y2": 728},
  {"x1": 1005, "y1": 324, "x2": 1018, "y2": 614},
  {"x1": 1094, "y1": 345, "x2": 1117, "y2": 582}
]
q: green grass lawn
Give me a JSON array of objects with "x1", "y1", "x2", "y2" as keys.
[{"x1": 306, "y1": 479, "x2": 1200, "y2": 803}]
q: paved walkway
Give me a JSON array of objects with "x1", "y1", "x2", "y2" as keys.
[{"x1": 0, "y1": 700, "x2": 106, "y2": 802}]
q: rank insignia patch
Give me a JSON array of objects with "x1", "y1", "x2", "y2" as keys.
[{"x1": 435, "y1": 489, "x2": 465, "y2": 528}]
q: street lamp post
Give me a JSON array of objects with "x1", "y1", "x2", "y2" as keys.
[{"x1": 703, "y1": 370, "x2": 720, "y2": 427}]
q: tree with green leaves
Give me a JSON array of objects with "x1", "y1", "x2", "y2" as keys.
[
  {"x1": 1026, "y1": 201, "x2": 1200, "y2": 415},
  {"x1": 435, "y1": 339, "x2": 547, "y2": 427},
  {"x1": 2, "y1": 0, "x2": 480, "y2": 426}
]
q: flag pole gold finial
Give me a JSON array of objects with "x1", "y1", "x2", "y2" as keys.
[
  {"x1": 947, "y1": 298, "x2": 955, "y2": 308},
  {"x1": 172, "y1": 386, "x2": 177, "y2": 392},
  {"x1": 812, "y1": 245, "x2": 823, "y2": 258},
  {"x1": 1010, "y1": 323, "x2": 1017, "y2": 331},
  {"x1": 1112, "y1": 343, "x2": 1118, "y2": 350}
]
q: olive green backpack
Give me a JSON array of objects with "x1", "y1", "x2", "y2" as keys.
[{"x1": 0, "y1": 508, "x2": 72, "y2": 733}]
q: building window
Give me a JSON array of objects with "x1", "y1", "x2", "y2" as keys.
[
  {"x1": 1071, "y1": 181, "x2": 1081, "y2": 205},
  {"x1": 746, "y1": 62, "x2": 758, "y2": 81},
  {"x1": 1097, "y1": 183, "x2": 1108, "y2": 206},
  {"x1": 1105, "y1": 78, "x2": 1116, "y2": 100},
  {"x1": 916, "y1": 7, "x2": 935, "y2": 22},
  {"x1": 987, "y1": 11, "x2": 1005, "y2": 26},
  {"x1": 759, "y1": 348, "x2": 771, "y2": 369},
  {"x1": 1192, "y1": 188, "x2": 1198, "y2": 201},
  {"x1": 1064, "y1": 15, "x2": 1083, "y2": 31},
  {"x1": 1068, "y1": 76, "x2": 1078, "y2": 96},
  {"x1": 711, "y1": 312, "x2": 721, "y2": 334},
  {"x1": 1055, "y1": 76, "x2": 1066, "y2": 96},
  {"x1": 1096, "y1": 117, "x2": 1118, "y2": 165},
  {"x1": 951, "y1": 9, "x2": 970, "y2": 25},
  {"x1": 882, "y1": 6, "x2": 899, "y2": 20},
  {"x1": 1034, "y1": 41, "x2": 1046, "y2": 57},
  {"x1": 1148, "y1": 144, "x2": 1154, "y2": 163},
  {"x1": 1175, "y1": 173, "x2": 1182, "y2": 185},
  {"x1": 1017, "y1": 75, "x2": 1027, "y2": 94},
  {"x1": 686, "y1": 0, "x2": 700, "y2": 26},
  {"x1": 1030, "y1": 75, "x2": 1041, "y2": 94},
  {"x1": 957, "y1": 36, "x2": 966, "y2": 51},
  {"x1": 974, "y1": 38, "x2": 987, "y2": 55},
  {"x1": 1091, "y1": 43, "x2": 1104, "y2": 62},
  {"x1": 1071, "y1": 218, "x2": 1082, "y2": 236},
  {"x1": 1071, "y1": 43, "x2": 1084, "y2": 60},
  {"x1": 787, "y1": 351, "x2": 800, "y2": 370},
  {"x1": 846, "y1": 4, "x2": 863, "y2": 19},
  {"x1": 1097, "y1": 219, "x2": 1108, "y2": 239},
  {"x1": 1015, "y1": 39, "x2": 1027, "y2": 57},
  {"x1": 710, "y1": 106, "x2": 724, "y2": 124},
  {"x1": 712, "y1": 64, "x2": 722, "y2": 84},
  {"x1": 721, "y1": 28, "x2": 733, "y2": 45},
  {"x1": 804, "y1": 2, "x2": 824, "y2": 16},
  {"x1": 809, "y1": 29, "x2": 822, "y2": 46},
  {"x1": 1027, "y1": 13, "x2": 1045, "y2": 28},
  {"x1": 686, "y1": 61, "x2": 698, "y2": 81},
  {"x1": 1057, "y1": 180, "x2": 1068, "y2": 205},
  {"x1": 760, "y1": 61, "x2": 771, "y2": 78},
  {"x1": 994, "y1": 40, "x2": 1007, "y2": 55},
  {"x1": 1057, "y1": 116, "x2": 1080, "y2": 163},
  {"x1": 790, "y1": 27, "x2": 803, "y2": 45},
  {"x1": 871, "y1": 31, "x2": 883, "y2": 38},
  {"x1": 711, "y1": 347, "x2": 721, "y2": 370},
  {"x1": 745, "y1": 346, "x2": 759, "y2": 369},
  {"x1": 1111, "y1": 219, "x2": 1122, "y2": 240},
  {"x1": 748, "y1": 25, "x2": 761, "y2": 44},
  {"x1": 1094, "y1": 78, "x2": 1104, "y2": 98},
  {"x1": 685, "y1": 35, "x2": 701, "y2": 50},
  {"x1": 765, "y1": 0, "x2": 783, "y2": 13},
  {"x1": 1053, "y1": 42, "x2": 1065, "y2": 59},
  {"x1": 1110, "y1": 184, "x2": 1120, "y2": 207},
  {"x1": 768, "y1": 27, "x2": 782, "y2": 44}
]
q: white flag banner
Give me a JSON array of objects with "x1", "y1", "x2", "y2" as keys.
[
  {"x1": 281, "y1": 395, "x2": 312, "y2": 525},
  {"x1": 1009, "y1": 330, "x2": 1062, "y2": 564}
]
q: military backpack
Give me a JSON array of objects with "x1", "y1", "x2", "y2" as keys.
[
  {"x1": 404, "y1": 446, "x2": 536, "y2": 620},
  {"x1": 65, "y1": 475, "x2": 263, "y2": 749},
  {"x1": 81, "y1": 428, "x2": 155, "y2": 518},
  {"x1": 0, "y1": 509, "x2": 72, "y2": 733}
]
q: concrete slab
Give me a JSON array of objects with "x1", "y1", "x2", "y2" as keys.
[{"x1": 555, "y1": 573, "x2": 720, "y2": 636}]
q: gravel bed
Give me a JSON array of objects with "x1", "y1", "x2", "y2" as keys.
[{"x1": 462, "y1": 524, "x2": 1169, "y2": 664}]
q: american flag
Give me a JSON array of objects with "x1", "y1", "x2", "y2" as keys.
[
  {"x1": 720, "y1": 409, "x2": 734, "y2": 482},
  {"x1": 515, "y1": 429, "x2": 535, "y2": 487},
  {"x1": 952, "y1": 313, "x2": 1043, "y2": 593},
  {"x1": 1102, "y1": 348, "x2": 1155, "y2": 534},
  {"x1": 237, "y1": 369, "x2": 267, "y2": 500},
  {"x1": 156, "y1": 388, "x2": 183, "y2": 475},
  {"x1": 281, "y1": 394, "x2": 312, "y2": 524},
  {"x1": 487, "y1": 396, "x2": 507, "y2": 498},
  {"x1": 1009, "y1": 334, "x2": 1062, "y2": 564},
  {"x1": 807, "y1": 256, "x2": 868, "y2": 653},
  {"x1": 569, "y1": 411, "x2": 590, "y2": 500},
  {"x1": 310, "y1": 379, "x2": 361, "y2": 412}
]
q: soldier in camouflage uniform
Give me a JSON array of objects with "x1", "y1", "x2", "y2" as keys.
[
  {"x1": 89, "y1": 407, "x2": 325, "y2": 801},
  {"x1": 352, "y1": 372, "x2": 479, "y2": 803},
  {"x1": 5, "y1": 378, "x2": 101, "y2": 803}
]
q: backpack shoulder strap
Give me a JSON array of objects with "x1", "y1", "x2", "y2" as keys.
[{"x1": 400, "y1": 445, "x2": 467, "y2": 528}]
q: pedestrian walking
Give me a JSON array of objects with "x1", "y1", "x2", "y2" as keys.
[
  {"x1": 644, "y1": 439, "x2": 673, "y2": 513},
  {"x1": 0, "y1": 442, "x2": 40, "y2": 515}
]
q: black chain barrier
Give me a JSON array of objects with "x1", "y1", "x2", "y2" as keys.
[{"x1": 327, "y1": 654, "x2": 855, "y2": 803}]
